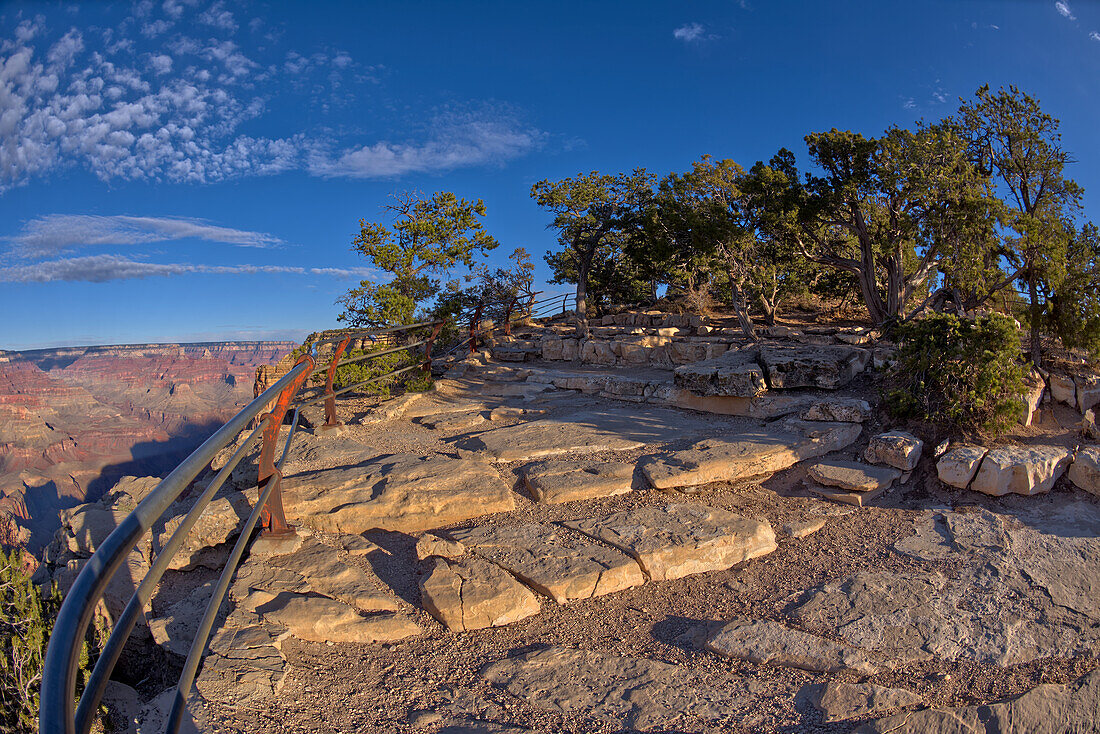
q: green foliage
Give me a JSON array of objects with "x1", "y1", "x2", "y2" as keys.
[
  {"x1": 431, "y1": 247, "x2": 535, "y2": 326},
  {"x1": 1049, "y1": 222, "x2": 1100, "y2": 360},
  {"x1": 333, "y1": 344, "x2": 432, "y2": 398},
  {"x1": 1, "y1": 549, "x2": 56, "y2": 734},
  {"x1": 885, "y1": 313, "x2": 1027, "y2": 435},
  {"x1": 338, "y1": 191, "x2": 499, "y2": 328}
]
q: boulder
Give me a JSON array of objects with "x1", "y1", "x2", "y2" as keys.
[
  {"x1": 781, "y1": 517, "x2": 827, "y2": 539},
  {"x1": 864, "y1": 430, "x2": 923, "y2": 471},
  {"x1": 758, "y1": 344, "x2": 870, "y2": 389},
  {"x1": 801, "y1": 398, "x2": 872, "y2": 423},
  {"x1": 415, "y1": 534, "x2": 466, "y2": 561},
  {"x1": 254, "y1": 592, "x2": 420, "y2": 643},
  {"x1": 641, "y1": 420, "x2": 862, "y2": 492},
  {"x1": 1067, "y1": 446, "x2": 1100, "y2": 496},
  {"x1": 1077, "y1": 375, "x2": 1100, "y2": 413},
  {"x1": 673, "y1": 348, "x2": 767, "y2": 397},
  {"x1": 566, "y1": 503, "x2": 776, "y2": 581},
  {"x1": 449, "y1": 523, "x2": 645, "y2": 603},
  {"x1": 520, "y1": 460, "x2": 634, "y2": 504},
  {"x1": 936, "y1": 446, "x2": 988, "y2": 488},
  {"x1": 810, "y1": 484, "x2": 884, "y2": 508},
  {"x1": 1019, "y1": 372, "x2": 1045, "y2": 426},
  {"x1": 1049, "y1": 373, "x2": 1077, "y2": 407},
  {"x1": 283, "y1": 453, "x2": 515, "y2": 534},
  {"x1": 705, "y1": 617, "x2": 879, "y2": 674},
  {"x1": 808, "y1": 461, "x2": 901, "y2": 492},
  {"x1": 809, "y1": 681, "x2": 921, "y2": 723},
  {"x1": 970, "y1": 445, "x2": 1073, "y2": 496},
  {"x1": 1084, "y1": 409, "x2": 1100, "y2": 440},
  {"x1": 419, "y1": 556, "x2": 540, "y2": 632}
]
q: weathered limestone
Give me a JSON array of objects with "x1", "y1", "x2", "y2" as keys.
[
  {"x1": 936, "y1": 445, "x2": 988, "y2": 488},
  {"x1": 801, "y1": 397, "x2": 872, "y2": 423},
  {"x1": 673, "y1": 348, "x2": 767, "y2": 397},
  {"x1": 1077, "y1": 375, "x2": 1100, "y2": 413},
  {"x1": 566, "y1": 503, "x2": 776, "y2": 581},
  {"x1": 864, "y1": 430, "x2": 923, "y2": 471},
  {"x1": 254, "y1": 592, "x2": 421, "y2": 643},
  {"x1": 415, "y1": 534, "x2": 466, "y2": 561},
  {"x1": 264, "y1": 539, "x2": 399, "y2": 613},
  {"x1": 415, "y1": 411, "x2": 487, "y2": 432},
  {"x1": 810, "y1": 484, "x2": 883, "y2": 508},
  {"x1": 862, "y1": 669, "x2": 1100, "y2": 734},
  {"x1": 1019, "y1": 372, "x2": 1046, "y2": 426},
  {"x1": 758, "y1": 344, "x2": 870, "y2": 389},
  {"x1": 520, "y1": 460, "x2": 634, "y2": 504},
  {"x1": 156, "y1": 490, "x2": 259, "y2": 570},
  {"x1": 641, "y1": 420, "x2": 862, "y2": 492},
  {"x1": 358, "y1": 392, "x2": 425, "y2": 424},
  {"x1": 419, "y1": 556, "x2": 541, "y2": 632},
  {"x1": 781, "y1": 517, "x2": 827, "y2": 539},
  {"x1": 809, "y1": 681, "x2": 921, "y2": 723},
  {"x1": 808, "y1": 461, "x2": 901, "y2": 492},
  {"x1": 1049, "y1": 373, "x2": 1077, "y2": 406},
  {"x1": 148, "y1": 582, "x2": 214, "y2": 657},
  {"x1": 705, "y1": 618, "x2": 879, "y2": 674},
  {"x1": 455, "y1": 407, "x2": 713, "y2": 463},
  {"x1": 480, "y1": 646, "x2": 758, "y2": 732},
  {"x1": 970, "y1": 445, "x2": 1073, "y2": 496},
  {"x1": 1068, "y1": 446, "x2": 1100, "y2": 496},
  {"x1": 283, "y1": 453, "x2": 514, "y2": 533},
  {"x1": 449, "y1": 523, "x2": 645, "y2": 603}
]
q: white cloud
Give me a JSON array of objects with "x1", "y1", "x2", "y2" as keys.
[
  {"x1": 1055, "y1": 1, "x2": 1075, "y2": 20},
  {"x1": 673, "y1": 23, "x2": 709, "y2": 42},
  {"x1": 149, "y1": 54, "x2": 173, "y2": 75},
  {"x1": 7, "y1": 214, "x2": 283, "y2": 257},
  {"x1": 310, "y1": 108, "x2": 545, "y2": 179},
  {"x1": 1091, "y1": 31, "x2": 1100, "y2": 41},
  {"x1": 0, "y1": 254, "x2": 379, "y2": 283},
  {"x1": 199, "y1": 2, "x2": 238, "y2": 32}
]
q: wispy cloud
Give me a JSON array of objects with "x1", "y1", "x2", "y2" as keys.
[
  {"x1": 7, "y1": 215, "x2": 283, "y2": 257},
  {"x1": 1091, "y1": 31, "x2": 1100, "y2": 41},
  {"x1": 673, "y1": 23, "x2": 712, "y2": 43},
  {"x1": 0, "y1": 254, "x2": 379, "y2": 283},
  {"x1": 1055, "y1": 1, "x2": 1076, "y2": 20},
  {"x1": 310, "y1": 107, "x2": 545, "y2": 179}
]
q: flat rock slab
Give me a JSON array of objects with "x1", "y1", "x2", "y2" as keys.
[
  {"x1": 705, "y1": 618, "x2": 879, "y2": 674},
  {"x1": 802, "y1": 397, "x2": 872, "y2": 423},
  {"x1": 810, "y1": 484, "x2": 884, "y2": 507},
  {"x1": 284, "y1": 453, "x2": 514, "y2": 533},
  {"x1": 970, "y1": 445, "x2": 1073, "y2": 496},
  {"x1": 254, "y1": 592, "x2": 421, "y2": 643},
  {"x1": 864, "y1": 431, "x2": 923, "y2": 471},
  {"x1": 759, "y1": 344, "x2": 869, "y2": 389},
  {"x1": 566, "y1": 503, "x2": 777, "y2": 581},
  {"x1": 641, "y1": 419, "x2": 862, "y2": 491},
  {"x1": 448, "y1": 523, "x2": 645, "y2": 603},
  {"x1": 481, "y1": 646, "x2": 760, "y2": 732},
  {"x1": 456, "y1": 407, "x2": 715, "y2": 463},
  {"x1": 808, "y1": 460, "x2": 900, "y2": 492},
  {"x1": 810, "y1": 681, "x2": 921, "y2": 723},
  {"x1": 937, "y1": 445, "x2": 988, "y2": 488},
  {"x1": 415, "y1": 411, "x2": 488, "y2": 432},
  {"x1": 862, "y1": 668, "x2": 1100, "y2": 734},
  {"x1": 264, "y1": 538, "x2": 400, "y2": 613},
  {"x1": 419, "y1": 556, "x2": 541, "y2": 632},
  {"x1": 520, "y1": 460, "x2": 634, "y2": 504},
  {"x1": 782, "y1": 517, "x2": 827, "y2": 538},
  {"x1": 673, "y1": 347, "x2": 767, "y2": 397}
]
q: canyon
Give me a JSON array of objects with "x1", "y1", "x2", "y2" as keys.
[{"x1": 0, "y1": 341, "x2": 295, "y2": 549}]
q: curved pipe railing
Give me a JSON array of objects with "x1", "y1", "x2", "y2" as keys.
[{"x1": 39, "y1": 301, "x2": 574, "y2": 734}]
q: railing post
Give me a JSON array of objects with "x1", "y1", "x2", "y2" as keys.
[
  {"x1": 256, "y1": 354, "x2": 314, "y2": 537},
  {"x1": 470, "y1": 301, "x2": 483, "y2": 354},
  {"x1": 323, "y1": 336, "x2": 351, "y2": 428},
  {"x1": 503, "y1": 295, "x2": 518, "y2": 336},
  {"x1": 423, "y1": 322, "x2": 443, "y2": 373}
]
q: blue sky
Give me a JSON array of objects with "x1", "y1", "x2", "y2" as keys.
[{"x1": 1, "y1": 0, "x2": 1098, "y2": 350}]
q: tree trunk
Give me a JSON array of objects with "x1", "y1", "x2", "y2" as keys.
[
  {"x1": 1028, "y1": 268, "x2": 1042, "y2": 368},
  {"x1": 575, "y1": 257, "x2": 590, "y2": 338},
  {"x1": 726, "y1": 267, "x2": 757, "y2": 340}
]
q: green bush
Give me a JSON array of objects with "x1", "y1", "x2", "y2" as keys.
[
  {"x1": 885, "y1": 312, "x2": 1027, "y2": 435},
  {"x1": 1, "y1": 549, "x2": 60, "y2": 733},
  {"x1": 334, "y1": 344, "x2": 432, "y2": 398}
]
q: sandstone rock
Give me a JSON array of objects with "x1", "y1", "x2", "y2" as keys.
[
  {"x1": 336, "y1": 534, "x2": 377, "y2": 556},
  {"x1": 801, "y1": 397, "x2": 872, "y2": 423},
  {"x1": 255, "y1": 592, "x2": 420, "y2": 643},
  {"x1": 705, "y1": 617, "x2": 879, "y2": 674},
  {"x1": 416, "y1": 534, "x2": 467, "y2": 561},
  {"x1": 936, "y1": 445, "x2": 988, "y2": 488},
  {"x1": 283, "y1": 453, "x2": 514, "y2": 533},
  {"x1": 810, "y1": 484, "x2": 883, "y2": 507},
  {"x1": 1083, "y1": 409, "x2": 1099, "y2": 440},
  {"x1": 156, "y1": 489, "x2": 257, "y2": 570},
  {"x1": 970, "y1": 445, "x2": 1072, "y2": 496},
  {"x1": 673, "y1": 348, "x2": 767, "y2": 397},
  {"x1": 566, "y1": 503, "x2": 776, "y2": 581},
  {"x1": 782, "y1": 517, "x2": 827, "y2": 538},
  {"x1": 265, "y1": 539, "x2": 400, "y2": 613},
  {"x1": 1019, "y1": 372, "x2": 1045, "y2": 426},
  {"x1": 419, "y1": 556, "x2": 540, "y2": 632},
  {"x1": 415, "y1": 411, "x2": 487, "y2": 432},
  {"x1": 1049, "y1": 373, "x2": 1077, "y2": 407},
  {"x1": 758, "y1": 344, "x2": 869, "y2": 389},
  {"x1": 456, "y1": 407, "x2": 713, "y2": 463},
  {"x1": 520, "y1": 460, "x2": 634, "y2": 504},
  {"x1": 449, "y1": 523, "x2": 644, "y2": 603},
  {"x1": 641, "y1": 420, "x2": 862, "y2": 492},
  {"x1": 809, "y1": 681, "x2": 921, "y2": 723},
  {"x1": 480, "y1": 646, "x2": 759, "y2": 732},
  {"x1": 358, "y1": 392, "x2": 425, "y2": 424},
  {"x1": 808, "y1": 461, "x2": 901, "y2": 492},
  {"x1": 149, "y1": 581, "x2": 215, "y2": 657},
  {"x1": 1076, "y1": 375, "x2": 1100, "y2": 413},
  {"x1": 862, "y1": 668, "x2": 1100, "y2": 734},
  {"x1": 667, "y1": 389, "x2": 807, "y2": 419},
  {"x1": 1067, "y1": 446, "x2": 1100, "y2": 496},
  {"x1": 198, "y1": 619, "x2": 286, "y2": 704},
  {"x1": 864, "y1": 430, "x2": 923, "y2": 471}
]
